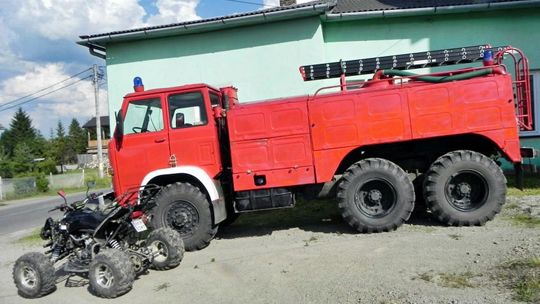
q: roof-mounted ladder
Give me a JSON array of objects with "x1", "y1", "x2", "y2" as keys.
[{"x1": 299, "y1": 44, "x2": 533, "y2": 131}]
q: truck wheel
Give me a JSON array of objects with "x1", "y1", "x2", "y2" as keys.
[
  {"x1": 12, "y1": 252, "x2": 56, "y2": 298},
  {"x1": 147, "y1": 228, "x2": 185, "y2": 270},
  {"x1": 89, "y1": 249, "x2": 135, "y2": 298},
  {"x1": 337, "y1": 158, "x2": 415, "y2": 233},
  {"x1": 423, "y1": 150, "x2": 506, "y2": 226},
  {"x1": 152, "y1": 182, "x2": 217, "y2": 251}
]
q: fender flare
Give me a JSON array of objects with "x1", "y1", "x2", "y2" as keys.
[{"x1": 140, "y1": 166, "x2": 226, "y2": 224}]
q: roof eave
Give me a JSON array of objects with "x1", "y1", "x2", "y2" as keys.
[
  {"x1": 323, "y1": 0, "x2": 540, "y2": 21},
  {"x1": 77, "y1": 2, "x2": 331, "y2": 49}
]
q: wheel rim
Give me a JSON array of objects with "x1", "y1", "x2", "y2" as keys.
[
  {"x1": 444, "y1": 170, "x2": 488, "y2": 212},
  {"x1": 149, "y1": 240, "x2": 169, "y2": 263},
  {"x1": 354, "y1": 179, "x2": 397, "y2": 218},
  {"x1": 19, "y1": 266, "x2": 38, "y2": 289},
  {"x1": 94, "y1": 264, "x2": 114, "y2": 289},
  {"x1": 163, "y1": 200, "x2": 199, "y2": 236}
]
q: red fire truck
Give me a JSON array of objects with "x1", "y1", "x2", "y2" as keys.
[{"x1": 108, "y1": 45, "x2": 534, "y2": 251}]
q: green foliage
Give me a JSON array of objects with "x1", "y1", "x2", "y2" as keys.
[
  {"x1": 67, "y1": 119, "x2": 87, "y2": 161},
  {"x1": 35, "y1": 159, "x2": 58, "y2": 175},
  {"x1": 0, "y1": 108, "x2": 40, "y2": 157},
  {"x1": 35, "y1": 174, "x2": 49, "y2": 192}
]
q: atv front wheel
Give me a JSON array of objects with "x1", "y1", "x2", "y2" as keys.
[
  {"x1": 12, "y1": 252, "x2": 56, "y2": 298},
  {"x1": 89, "y1": 249, "x2": 135, "y2": 298},
  {"x1": 147, "y1": 227, "x2": 185, "y2": 270}
]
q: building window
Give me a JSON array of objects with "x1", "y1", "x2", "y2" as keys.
[{"x1": 521, "y1": 70, "x2": 540, "y2": 137}]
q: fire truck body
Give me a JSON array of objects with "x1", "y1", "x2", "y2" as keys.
[{"x1": 108, "y1": 45, "x2": 531, "y2": 250}]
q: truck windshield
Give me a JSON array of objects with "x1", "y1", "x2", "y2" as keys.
[{"x1": 124, "y1": 98, "x2": 164, "y2": 135}]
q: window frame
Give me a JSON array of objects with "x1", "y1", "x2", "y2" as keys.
[
  {"x1": 122, "y1": 96, "x2": 166, "y2": 136},
  {"x1": 166, "y1": 90, "x2": 210, "y2": 130}
]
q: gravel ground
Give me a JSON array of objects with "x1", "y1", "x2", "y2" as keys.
[{"x1": 0, "y1": 195, "x2": 538, "y2": 304}]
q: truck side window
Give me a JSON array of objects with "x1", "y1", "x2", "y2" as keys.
[
  {"x1": 124, "y1": 98, "x2": 164, "y2": 135},
  {"x1": 209, "y1": 92, "x2": 220, "y2": 108},
  {"x1": 168, "y1": 92, "x2": 208, "y2": 129}
]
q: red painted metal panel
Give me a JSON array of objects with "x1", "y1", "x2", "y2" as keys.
[{"x1": 228, "y1": 98, "x2": 315, "y2": 191}]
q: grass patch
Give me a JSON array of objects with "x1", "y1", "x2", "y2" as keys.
[
  {"x1": 413, "y1": 271, "x2": 476, "y2": 288},
  {"x1": 15, "y1": 228, "x2": 42, "y2": 246},
  {"x1": 438, "y1": 272, "x2": 476, "y2": 288},
  {"x1": 498, "y1": 257, "x2": 540, "y2": 303},
  {"x1": 505, "y1": 214, "x2": 540, "y2": 228}
]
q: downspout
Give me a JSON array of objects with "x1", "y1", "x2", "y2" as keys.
[{"x1": 87, "y1": 43, "x2": 106, "y2": 60}]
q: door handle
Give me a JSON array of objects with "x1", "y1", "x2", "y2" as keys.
[{"x1": 154, "y1": 138, "x2": 166, "y2": 143}]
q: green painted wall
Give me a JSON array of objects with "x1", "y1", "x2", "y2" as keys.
[
  {"x1": 106, "y1": 16, "x2": 334, "y2": 117},
  {"x1": 105, "y1": 7, "x2": 540, "y2": 166}
]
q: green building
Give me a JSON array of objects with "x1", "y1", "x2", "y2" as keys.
[{"x1": 78, "y1": 0, "x2": 540, "y2": 168}]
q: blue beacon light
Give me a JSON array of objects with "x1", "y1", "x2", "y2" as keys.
[{"x1": 133, "y1": 77, "x2": 144, "y2": 92}]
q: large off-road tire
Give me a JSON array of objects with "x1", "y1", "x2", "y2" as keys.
[
  {"x1": 12, "y1": 252, "x2": 56, "y2": 298},
  {"x1": 337, "y1": 158, "x2": 415, "y2": 233},
  {"x1": 147, "y1": 228, "x2": 185, "y2": 270},
  {"x1": 88, "y1": 249, "x2": 135, "y2": 298},
  {"x1": 423, "y1": 150, "x2": 506, "y2": 226},
  {"x1": 152, "y1": 182, "x2": 218, "y2": 251}
]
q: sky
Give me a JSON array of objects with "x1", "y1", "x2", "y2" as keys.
[{"x1": 0, "y1": 0, "x2": 313, "y2": 137}]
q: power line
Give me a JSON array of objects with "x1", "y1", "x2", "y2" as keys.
[
  {"x1": 223, "y1": 0, "x2": 277, "y2": 8},
  {"x1": 0, "y1": 75, "x2": 93, "y2": 113},
  {"x1": 0, "y1": 68, "x2": 92, "y2": 109}
]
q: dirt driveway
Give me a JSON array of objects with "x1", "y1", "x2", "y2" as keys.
[{"x1": 1, "y1": 195, "x2": 538, "y2": 304}]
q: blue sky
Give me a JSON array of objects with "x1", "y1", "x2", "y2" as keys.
[{"x1": 0, "y1": 0, "x2": 284, "y2": 136}]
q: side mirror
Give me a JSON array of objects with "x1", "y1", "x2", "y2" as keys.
[
  {"x1": 57, "y1": 190, "x2": 67, "y2": 204},
  {"x1": 114, "y1": 111, "x2": 124, "y2": 148},
  {"x1": 87, "y1": 181, "x2": 96, "y2": 189}
]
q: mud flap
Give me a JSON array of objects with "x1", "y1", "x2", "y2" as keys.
[{"x1": 513, "y1": 163, "x2": 523, "y2": 191}]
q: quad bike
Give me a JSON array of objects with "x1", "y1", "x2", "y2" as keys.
[{"x1": 12, "y1": 184, "x2": 185, "y2": 299}]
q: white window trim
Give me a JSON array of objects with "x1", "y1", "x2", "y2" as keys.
[{"x1": 520, "y1": 70, "x2": 540, "y2": 137}]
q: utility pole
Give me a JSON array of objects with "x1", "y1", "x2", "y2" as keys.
[{"x1": 93, "y1": 64, "x2": 104, "y2": 178}]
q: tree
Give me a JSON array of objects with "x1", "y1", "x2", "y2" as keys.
[
  {"x1": 67, "y1": 118, "x2": 87, "y2": 163},
  {"x1": 0, "y1": 108, "x2": 39, "y2": 157},
  {"x1": 53, "y1": 121, "x2": 68, "y2": 173}
]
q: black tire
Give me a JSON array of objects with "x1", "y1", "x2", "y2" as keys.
[
  {"x1": 423, "y1": 150, "x2": 506, "y2": 226},
  {"x1": 147, "y1": 228, "x2": 185, "y2": 270},
  {"x1": 88, "y1": 249, "x2": 135, "y2": 298},
  {"x1": 152, "y1": 182, "x2": 218, "y2": 251},
  {"x1": 12, "y1": 252, "x2": 56, "y2": 298},
  {"x1": 337, "y1": 158, "x2": 415, "y2": 233}
]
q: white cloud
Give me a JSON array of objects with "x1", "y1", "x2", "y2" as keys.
[
  {"x1": 0, "y1": 0, "x2": 202, "y2": 134},
  {"x1": 145, "y1": 0, "x2": 201, "y2": 26},
  {"x1": 0, "y1": 64, "x2": 107, "y2": 133},
  {"x1": 8, "y1": 0, "x2": 201, "y2": 41}
]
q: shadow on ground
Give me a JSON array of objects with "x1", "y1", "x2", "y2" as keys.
[{"x1": 216, "y1": 197, "x2": 444, "y2": 240}]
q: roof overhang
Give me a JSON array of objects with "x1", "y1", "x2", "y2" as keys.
[
  {"x1": 323, "y1": 0, "x2": 540, "y2": 22},
  {"x1": 77, "y1": 1, "x2": 332, "y2": 59}
]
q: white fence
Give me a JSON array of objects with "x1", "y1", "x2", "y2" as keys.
[
  {"x1": 48, "y1": 172, "x2": 85, "y2": 190},
  {"x1": 0, "y1": 172, "x2": 86, "y2": 200}
]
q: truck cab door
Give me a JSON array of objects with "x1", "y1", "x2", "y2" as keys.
[
  {"x1": 165, "y1": 89, "x2": 221, "y2": 177},
  {"x1": 115, "y1": 95, "x2": 170, "y2": 192}
]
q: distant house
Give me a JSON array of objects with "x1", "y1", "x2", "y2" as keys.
[{"x1": 82, "y1": 116, "x2": 110, "y2": 154}]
